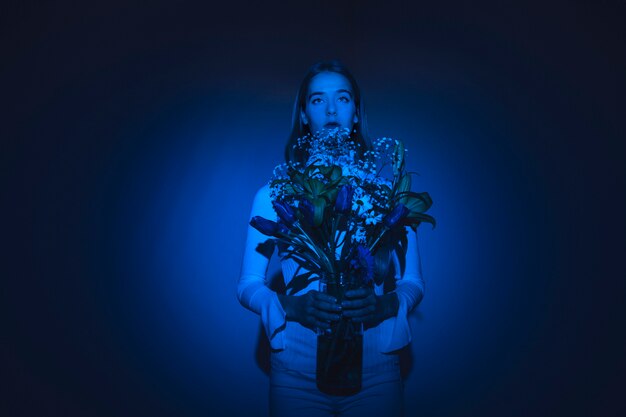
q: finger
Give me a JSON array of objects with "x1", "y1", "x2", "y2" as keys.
[
  {"x1": 316, "y1": 300, "x2": 342, "y2": 313},
  {"x1": 313, "y1": 309, "x2": 342, "y2": 322},
  {"x1": 345, "y1": 305, "x2": 377, "y2": 321},
  {"x1": 342, "y1": 305, "x2": 376, "y2": 318},
  {"x1": 313, "y1": 292, "x2": 338, "y2": 304},
  {"x1": 313, "y1": 319, "x2": 331, "y2": 330},
  {"x1": 344, "y1": 288, "x2": 373, "y2": 299},
  {"x1": 341, "y1": 295, "x2": 375, "y2": 310}
]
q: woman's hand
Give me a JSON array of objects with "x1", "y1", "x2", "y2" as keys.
[
  {"x1": 278, "y1": 291, "x2": 342, "y2": 331},
  {"x1": 341, "y1": 288, "x2": 399, "y2": 329}
]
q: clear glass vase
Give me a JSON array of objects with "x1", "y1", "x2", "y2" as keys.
[{"x1": 316, "y1": 272, "x2": 364, "y2": 396}]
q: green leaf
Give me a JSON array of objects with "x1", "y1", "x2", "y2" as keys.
[
  {"x1": 397, "y1": 174, "x2": 411, "y2": 195},
  {"x1": 403, "y1": 212, "x2": 436, "y2": 229},
  {"x1": 325, "y1": 188, "x2": 339, "y2": 205},
  {"x1": 311, "y1": 197, "x2": 327, "y2": 227},
  {"x1": 398, "y1": 191, "x2": 433, "y2": 213},
  {"x1": 329, "y1": 165, "x2": 343, "y2": 181},
  {"x1": 309, "y1": 178, "x2": 327, "y2": 198},
  {"x1": 283, "y1": 183, "x2": 298, "y2": 196},
  {"x1": 291, "y1": 171, "x2": 304, "y2": 183}
]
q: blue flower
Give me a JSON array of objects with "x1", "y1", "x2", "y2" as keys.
[
  {"x1": 334, "y1": 184, "x2": 354, "y2": 213},
  {"x1": 272, "y1": 200, "x2": 296, "y2": 226},
  {"x1": 383, "y1": 204, "x2": 409, "y2": 228},
  {"x1": 350, "y1": 245, "x2": 375, "y2": 284},
  {"x1": 250, "y1": 216, "x2": 288, "y2": 237}
]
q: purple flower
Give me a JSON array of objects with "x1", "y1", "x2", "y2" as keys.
[
  {"x1": 272, "y1": 200, "x2": 296, "y2": 226},
  {"x1": 350, "y1": 245, "x2": 375, "y2": 284},
  {"x1": 334, "y1": 184, "x2": 354, "y2": 213},
  {"x1": 250, "y1": 216, "x2": 288, "y2": 237},
  {"x1": 383, "y1": 204, "x2": 409, "y2": 228}
]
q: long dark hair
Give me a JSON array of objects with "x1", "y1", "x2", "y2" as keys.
[{"x1": 285, "y1": 60, "x2": 372, "y2": 164}]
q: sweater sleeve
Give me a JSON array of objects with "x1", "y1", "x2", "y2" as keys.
[
  {"x1": 380, "y1": 228, "x2": 425, "y2": 353},
  {"x1": 237, "y1": 184, "x2": 287, "y2": 351}
]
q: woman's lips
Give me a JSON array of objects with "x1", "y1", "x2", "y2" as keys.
[{"x1": 325, "y1": 122, "x2": 340, "y2": 128}]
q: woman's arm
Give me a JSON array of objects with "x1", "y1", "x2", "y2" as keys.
[
  {"x1": 237, "y1": 185, "x2": 343, "y2": 348},
  {"x1": 383, "y1": 227, "x2": 424, "y2": 352},
  {"x1": 395, "y1": 227, "x2": 425, "y2": 313},
  {"x1": 237, "y1": 184, "x2": 288, "y2": 350}
]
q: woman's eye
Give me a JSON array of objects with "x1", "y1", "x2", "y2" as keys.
[
  {"x1": 311, "y1": 98, "x2": 322, "y2": 104},
  {"x1": 339, "y1": 96, "x2": 350, "y2": 103}
]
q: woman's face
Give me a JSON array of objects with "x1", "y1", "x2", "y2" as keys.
[{"x1": 301, "y1": 71, "x2": 358, "y2": 135}]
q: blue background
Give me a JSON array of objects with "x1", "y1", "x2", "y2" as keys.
[{"x1": 3, "y1": 1, "x2": 624, "y2": 416}]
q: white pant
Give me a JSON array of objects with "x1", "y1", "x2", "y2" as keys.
[{"x1": 269, "y1": 367, "x2": 404, "y2": 417}]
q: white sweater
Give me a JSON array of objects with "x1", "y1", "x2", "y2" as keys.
[{"x1": 237, "y1": 184, "x2": 425, "y2": 373}]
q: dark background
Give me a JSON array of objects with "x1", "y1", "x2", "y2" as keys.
[{"x1": 3, "y1": 1, "x2": 625, "y2": 416}]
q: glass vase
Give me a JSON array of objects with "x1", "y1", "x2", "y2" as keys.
[{"x1": 316, "y1": 272, "x2": 363, "y2": 396}]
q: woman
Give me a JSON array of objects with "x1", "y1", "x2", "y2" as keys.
[{"x1": 238, "y1": 60, "x2": 424, "y2": 417}]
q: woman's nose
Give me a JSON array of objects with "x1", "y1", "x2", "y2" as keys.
[{"x1": 326, "y1": 104, "x2": 336, "y2": 115}]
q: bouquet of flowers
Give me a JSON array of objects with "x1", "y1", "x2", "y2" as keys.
[
  {"x1": 250, "y1": 128, "x2": 435, "y2": 395},
  {"x1": 250, "y1": 127, "x2": 435, "y2": 293}
]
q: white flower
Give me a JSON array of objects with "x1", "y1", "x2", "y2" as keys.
[
  {"x1": 352, "y1": 194, "x2": 373, "y2": 217},
  {"x1": 364, "y1": 212, "x2": 383, "y2": 226},
  {"x1": 351, "y1": 225, "x2": 367, "y2": 244}
]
